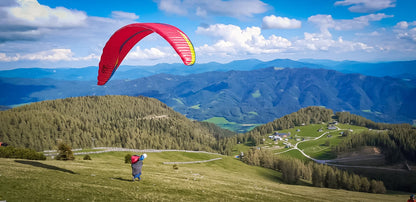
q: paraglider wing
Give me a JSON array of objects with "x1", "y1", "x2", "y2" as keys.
[{"x1": 97, "y1": 23, "x2": 195, "y2": 85}]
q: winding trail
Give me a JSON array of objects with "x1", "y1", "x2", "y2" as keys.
[
  {"x1": 44, "y1": 147, "x2": 223, "y2": 156},
  {"x1": 275, "y1": 129, "x2": 336, "y2": 164},
  {"x1": 274, "y1": 127, "x2": 410, "y2": 172},
  {"x1": 162, "y1": 158, "x2": 223, "y2": 165}
]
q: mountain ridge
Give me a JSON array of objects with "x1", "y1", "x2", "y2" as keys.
[
  {"x1": 1, "y1": 67, "x2": 414, "y2": 129},
  {"x1": 1, "y1": 59, "x2": 415, "y2": 81}
]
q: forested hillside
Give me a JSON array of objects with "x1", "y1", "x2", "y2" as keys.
[
  {"x1": 245, "y1": 106, "x2": 334, "y2": 145},
  {"x1": 0, "y1": 96, "x2": 235, "y2": 153},
  {"x1": 335, "y1": 111, "x2": 416, "y2": 163},
  {"x1": 2, "y1": 67, "x2": 415, "y2": 129},
  {"x1": 243, "y1": 107, "x2": 416, "y2": 163}
]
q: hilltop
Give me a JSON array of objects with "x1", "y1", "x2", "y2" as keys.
[{"x1": 0, "y1": 95, "x2": 235, "y2": 153}]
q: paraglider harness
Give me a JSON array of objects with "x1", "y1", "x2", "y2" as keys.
[{"x1": 131, "y1": 155, "x2": 140, "y2": 164}]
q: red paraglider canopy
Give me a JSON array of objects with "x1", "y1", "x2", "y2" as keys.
[{"x1": 97, "y1": 23, "x2": 195, "y2": 85}]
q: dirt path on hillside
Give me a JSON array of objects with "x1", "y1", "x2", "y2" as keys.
[
  {"x1": 44, "y1": 147, "x2": 223, "y2": 157},
  {"x1": 274, "y1": 128, "x2": 410, "y2": 172},
  {"x1": 162, "y1": 157, "x2": 223, "y2": 165}
]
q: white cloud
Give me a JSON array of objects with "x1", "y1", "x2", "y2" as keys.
[
  {"x1": 155, "y1": 0, "x2": 268, "y2": 18},
  {"x1": 0, "y1": 53, "x2": 19, "y2": 62},
  {"x1": 395, "y1": 21, "x2": 416, "y2": 29},
  {"x1": 6, "y1": 0, "x2": 87, "y2": 27},
  {"x1": 156, "y1": 0, "x2": 187, "y2": 15},
  {"x1": 262, "y1": 15, "x2": 301, "y2": 29},
  {"x1": 308, "y1": 13, "x2": 392, "y2": 35},
  {"x1": 334, "y1": 0, "x2": 396, "y2": 13},
  {"x1": 125, "y1": 46, "x2": 172, "y2": 60},
  {"x1": 356, "y1": 31, "x2": 381, "y2": 36},
  {"x1": 294, "y1": 32, "x2": 374, "y2": 52},
  {"x1": 0, "y1": 49, "x2": 99, "y2": 62},
  {"x1": 196, "y1": 24, "x2": 291, "y2": 56},
  {"x1": 394, "y1": 21, "x2": 416, "y2": 43},
  {"x1": 291, "y1": 14, "x2": 385, "y2": 53},
  {"x1": 111, "y1": 11, "x2": 139, "y2": 21},
  {"x1": 395, "y1": 21, "x2": 409, "y2": 29},
  {"x1": 0, "y1": 0, "x2": 87, "y2": 42}
]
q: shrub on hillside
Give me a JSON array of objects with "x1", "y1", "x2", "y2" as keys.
[
  {"x1": 125, "y1": 154, "x2": 132, "y2": 164},
  {"x1": 56, "y1": 143, "x2": 74, "y2": 161},
  {"x1": 83, "y1": 155, "x2": 92, "y2": 160},
  {"x1": 0, "y1": 146, "x2": 46, "y2": 160}
]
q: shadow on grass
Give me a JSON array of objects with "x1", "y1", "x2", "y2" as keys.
[
  {"x1": 113, "y1": 177, "x2": 134, "y2": 182},
  {"x1": 14, "y1": 160, "x2": 76, "y2": 174},
  {"x1": 314, "y1": 150, "x2": 337, "y2": 160}
]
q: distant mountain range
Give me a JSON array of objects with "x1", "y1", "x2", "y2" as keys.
[
  {"x1": 1, "y1": 59, "x2": 415, "y2": 127},
  {"x1": 1, "y1": 59, "x2": 415, "y2": 81}
]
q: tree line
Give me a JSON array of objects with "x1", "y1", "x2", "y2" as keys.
[
  {"x1": 334, "y1": 127, "x2": 416, "y2": 164},
  {"x1": 0, "y1": 96, "x2": 235, "y2": 154},
  {"x1": 241, "y1": 148, "x2": 386, "y2": 194},
  {"x1": 241, "y1": 106, "x2": 334, "y2": 146},
  {"x1": 335, "y1": 111, "x2": 416, "y2": 163},
  {"x1": 235, "y1": 106, "x2": 415, "y2": 193}
]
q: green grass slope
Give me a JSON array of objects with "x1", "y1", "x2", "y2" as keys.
[{"x1": 0, "y1": 152, "x2": 407, "y2": 201}]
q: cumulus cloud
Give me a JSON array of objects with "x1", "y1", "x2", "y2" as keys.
[
  {"x1": 262, "y1": 15, "x2": 301, "y2": 29},
  {"x1": 125, "y1": 46, "x2": 172, "y2": 60},
  {"x1": 196, "y1": 24, "x2": 291, "y2": 56},
  {"x1": 291, "y1": 14, "x2": 386, "y2": 53},
  {"x1": 0, "y1": 0, "x2": 87, "y2": 42},
  {"x1": 6, "y1": 0, "x2": 87, "y2": 27},
  {"x1": 155, "y1": 0, "x2": 268, "y2": 18},
  {"x1": 156, "y1": 0, "x2": 187, "y2": 15},
  {"x1": 394, "y1": 21, "x2": 416, "y2": 30},
  {"x1": 0, "y1": 49, "x2": 99, "y2": 62},
  {"x1": 394, "y1": 21, "x2": 416, "y2": 43},
  {"x1": 308, "y1": 13, "x2": 392, "y2": 36},
  {"x1": 334, "y1": 0, "x2": 396, "y2": 13},
  {"x1": 295, "y1": 32, "x2": 373, "y2": 52},
  {"x1": 111, "y1": 11, "x2": 139, "y2": 20}
]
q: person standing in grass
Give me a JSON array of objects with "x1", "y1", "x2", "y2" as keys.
[
  {"x1": 132, "y1": 153, "x2": 147, "y2": 182},
  {"x1": 408, "y1": 195, "x2": 415, "y2": 202}
]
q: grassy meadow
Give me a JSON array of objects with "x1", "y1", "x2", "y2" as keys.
[
  {"x1": 203, "y1": 117, "x2": 260, "y2": 133},
  {"x1": 0, "y1": 151, "x2": 409, "y2": 201},
  {"x1": 260, "y1": 124, "x2": 369, "y2": 160}
]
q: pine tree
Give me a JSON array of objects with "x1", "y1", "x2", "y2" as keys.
[
  {"x1": 56, "y1": 142, "x2": 74, "y2": 161},
  {"x1": 360, "y1": 177, "x2": 370, "y2": 192},
  {"x1": 325, "y1": 167, "x2": 338, "y2": 189}
]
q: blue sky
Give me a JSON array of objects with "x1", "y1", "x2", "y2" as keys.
[{"x1": 0, "y1": 0, "x2": 415, "y2": 69}]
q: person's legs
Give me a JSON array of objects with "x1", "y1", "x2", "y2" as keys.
[{"x1": 134, "y1": 172, "x2": 141, "y2": 181}]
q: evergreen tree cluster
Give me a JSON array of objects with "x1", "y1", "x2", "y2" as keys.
[
  {"x1": 0, "y1": 96, "x2": 234, "y2": 154},
  {"x1": 334, "y1": 127, "x2": 416, "y2": 163},
  {"x1": 244, "y1": 106, "x2": 334, "y2": 146},
  {"x1": 311, "y1": 163, "x2": 386, "y2": 193},
  {"x1": 0, "y1": 146, "x2": 46, "y2": 160},
  {"x1": 241, "y1": 148, "x2": 386, "y2": 193},
  {"x1": 335, "y1": 111, "x2": 410, "y2": 130},
  {"x1": 55, "y1": 142, "x2": 75, "y2": 160}
]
